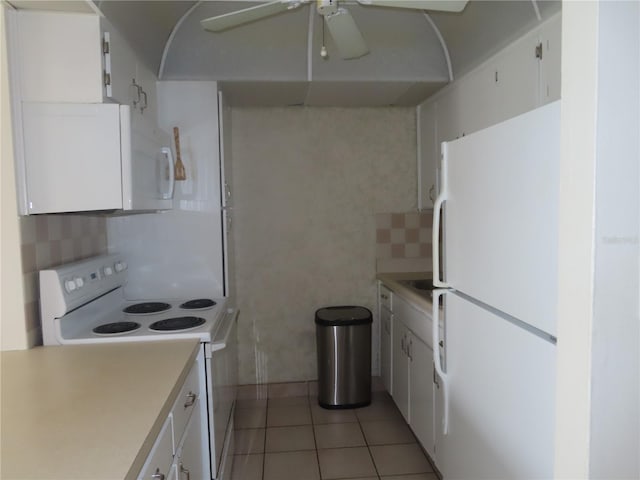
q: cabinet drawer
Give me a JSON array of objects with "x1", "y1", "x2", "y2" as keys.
[
  {"x1": 171, "y1": 362, "x2": 201, "y2": 451},
  {"x1": 379, "y1": 284, "x2": 393, "y2": 311},
  {"x1": 138, "y1": 415, "x2": 173, "y2": 480}
]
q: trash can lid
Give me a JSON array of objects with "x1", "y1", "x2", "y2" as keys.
[{"x1": 315, "y1": 306, "x2": 372, "y2": 326}]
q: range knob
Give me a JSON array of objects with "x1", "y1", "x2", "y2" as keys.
[
  {"x1": 114, "y1": 261, "x2": 127, "y2": 273},
  {"x1": 64, "y1": 279, "x2": 77, "y2": 293},
  {"x1": 74, "y1": 277, "x2": 84, "y2": 288},
  {"x1": 103, "y1": 266, "x2": 113, "y2": 276}
]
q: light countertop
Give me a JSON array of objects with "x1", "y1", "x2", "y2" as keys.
[
  {"x1": 1, "y1": 339, "x2": 200, "y2": 480},
  {"x1": 376, "y1": 271, "x2": 434, "y2": 314}
]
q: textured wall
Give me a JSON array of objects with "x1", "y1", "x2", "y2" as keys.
[
  {"x1": 231, "y1": 107, "x2": 416, "y2": 384},
  {"x1": 20, "y1": 215, "x2": 107, "y2": 346}
]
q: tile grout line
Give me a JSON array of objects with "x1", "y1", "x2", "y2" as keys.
[
  {"x1": 356, "y1": 407, "x2": 382, "y2": 480},
  {"x1": 308, "y1": 395, "x2": 323, "y2": 480},
  {"x1": 262, "y1": 396, "x2": 268, "y2": 480}
]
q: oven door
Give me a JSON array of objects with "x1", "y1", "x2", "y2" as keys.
[{"x1": 205, "y1": 309, "x2": 238, "y2": 479}]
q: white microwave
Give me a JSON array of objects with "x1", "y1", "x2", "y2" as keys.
[{"x1": 18, "y1": 102, "x2": 174, "y2": 215}]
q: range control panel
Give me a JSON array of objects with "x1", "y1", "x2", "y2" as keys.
[
  {"x1": 40, "y1": 254, "x2": 128, "y2": 316},
  {"x1": 61, "y1": 259, "x2": 128, "y2": 294}
]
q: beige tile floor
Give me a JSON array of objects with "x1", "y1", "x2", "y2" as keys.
[{"x1": 232, "y1": 390, "x2": 439, "y2": 480}]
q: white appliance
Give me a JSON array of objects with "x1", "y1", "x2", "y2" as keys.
[
  {"x1": 20, "y1": 102, "x2": 174, "y2": 214},
  {"x1": 431, "y1": 101, "x2": 560, "y2": 479},
  {"x1": 39, "y1": 254, "x2": 237, "y2": 480}
]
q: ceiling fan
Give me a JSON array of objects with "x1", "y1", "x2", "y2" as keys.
[{"x1": 200, "y1": 0, "x2": 468, "y2": 60}]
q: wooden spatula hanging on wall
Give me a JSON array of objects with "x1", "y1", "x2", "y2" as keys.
[{"x1": 173, "y1": 127, "x2": 187, "y2": 181}]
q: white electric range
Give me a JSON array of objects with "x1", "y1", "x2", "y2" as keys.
[{"x1": 39, "y1": 253, "x2": 237, "y2": 480}]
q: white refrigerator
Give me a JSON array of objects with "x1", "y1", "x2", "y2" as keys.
[{"x1": 431, "y1": 101, "x2": 560, "y2": 479}]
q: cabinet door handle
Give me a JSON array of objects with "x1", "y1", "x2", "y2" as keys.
[
  {"x1": 184, "y1": 391, "x2": 197, "y2": 408},
  {"x1": 180, "y1": 462, "x2": 191, "y2": 480},
  {"x1": 151, "y1": 468, "x2": 165, "y2": 480},
  {"x1": 140, "y1": 89, "x2": 148, "y2": 113},
  {"x1": 130, "y1": 79, "x2": 140, "y2": 107}
]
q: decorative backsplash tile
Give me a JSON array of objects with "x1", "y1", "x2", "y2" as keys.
[
  {"x1": 375, "y1": 211, "x2": 433, "y2": 273},
  {"x1": 20, "y1": 215, "x2": 107, "y2": 346}
]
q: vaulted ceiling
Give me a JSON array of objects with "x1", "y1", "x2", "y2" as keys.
[{"x1": 8, "y1": 0, "x2": 561, "y2": 106}]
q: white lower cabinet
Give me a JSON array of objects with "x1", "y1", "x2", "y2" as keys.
[
  {"x1": 139, "y1": 415, "x2": 174, "y2": 480},
  {"x1": 173, "y1": 399, "x2": 204, "y2": 480},
  {"x1": 388, "y1": 292, "x2": 437, "y2": 460},
  {"x1": 408, "y1": 335, "x2": 435, "y2": 459},
  {"x1": 138, "y1": 360, "x2": 203, "y2": 480},
  {"x1": 392, "y1": 317, "x2": 410, "y2": 421}
]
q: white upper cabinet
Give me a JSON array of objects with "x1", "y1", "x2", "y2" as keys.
[
  {"x1": 101, "y1": 17, "x2": 138, "y2": 105},
  {"x1": 418, "y1": 12, "x2": 561, "y2": 193},
  {"x1": 16, "y1": 11, "x2": 105, "y2": 103},
  {"x1": 14, "y1": 10, "x2": 157, "y2": 117},
  {"x1": 490, "y1": 27, "x2": 541, "y2": 127},
  {"x1": 417, "y1": 103, "x2": 438, "y2": 209},
  {"x1": 538, "y1": 13, "x2": 561, "y2": 105}
]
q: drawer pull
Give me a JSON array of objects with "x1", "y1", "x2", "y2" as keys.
[
  {"x1": 184, "y1": 391, "x2": 197, "y2": 408},
  {"x1": 151, "y1": 468, "x2": 165, "y2": 480}
]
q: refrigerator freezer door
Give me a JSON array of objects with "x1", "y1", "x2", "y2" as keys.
[
  {"x1": 441, "y1": 101, "x2": 560, "y2": 335},
  {"x1": 436, "y1": 293, "x2": 556, "y2": 479}
]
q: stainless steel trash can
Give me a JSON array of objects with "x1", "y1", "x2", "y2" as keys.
[{"x1": 315, "y1": 306, "x2": 372, "y2": 409}]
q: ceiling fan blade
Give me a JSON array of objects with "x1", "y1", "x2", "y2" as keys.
[
  {"x1": 201, "y1": 0, "x2": 302, "y2": 32},
  {"x1": 325, "y1": 8, "x2": 369, "y2": 60},
  {"x1": 357, "y1": 0, "x2": 468, "y2": 13}
]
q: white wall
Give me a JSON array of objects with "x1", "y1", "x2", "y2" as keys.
[
  {"x1": 231, "y1": 107, "x2": 416, "y2": 385},
  {"x1": 0, "y1": 3, "x2": 29, "y2": 351},
  {"x1": 589, "y1": 1, "x2": 639, "y2": 477},
  {"x1": 555, "y1": 2, "x2": 639, "y2": 478}
]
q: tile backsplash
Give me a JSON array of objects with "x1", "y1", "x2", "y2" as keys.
[
  {"x1": 20, "y1": 214, "x2": 107, "y2": 346},
  {"x1": 375, "y1": 211, "x2": 433, "y2": 273}
]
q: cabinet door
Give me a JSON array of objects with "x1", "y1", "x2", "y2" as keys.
[
  {"x1": 16, "y1": 11, "x2": 103, "y2": 103},
  {"x1": 418, "y1": 103, "x2": 438, "y2": 209},
  {"x1": 101, "y1": 18, "x2": 138, "y2": 106},
  {"x1": 138, "y1": 416, "x2": 174, "y2": 480},
  {"x1": 135, "y1": 61, "x2": 159, "y2": 122},
  {"x1": 436, "y1": 84, "x2": 463, "y2": 145},
  {"x1": 380, "y1": 307, "x2": 393, "y2": 395},
  {"x1": 392, "y1": 320, "x2": 409, "y2": 421},
  {"x1": 491, "y1": 29, "x2": 540, "y2": 125},
  {"x1": 539, "y1": 14, "x2": 561, "y2": 105},
  {"x1": 409, "y1": 335, "x2": 435, "y2": 459},
  {"x1": 175, "y1": 403, "x2": 206, "y2": 480}
]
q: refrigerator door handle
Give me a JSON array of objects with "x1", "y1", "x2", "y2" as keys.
[
  {"x1": 433, "y1": 142, "x2": 449, "y2": 288},
  {"x1": 432, "y1": 288, "x2": 449, "y2": 435}
]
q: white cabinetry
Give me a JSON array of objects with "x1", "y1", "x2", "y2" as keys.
[
  {"x1": 379, "y1": 284, "x2": 393, "y2": 394},
  {"x1": 13, "y1": 11, "x2": 156, "y2": 116},
  {"x1": 389, "y1": 292, "x2": 436, "y2": 458},
  {"x1": 417, "y1": 103, "x2": 438, "y2": 209},
  {"x1": 392, "y1": 316, "x2": 410, "y2": 421},
  {"x1": 418, "y1": 12, "x2": 561, "y2": 193},
  {"x1": 138, "y1": 360, "x2": 204, "y2": 480},
  {"x1": 538, "y1": 13, "x2": 562, "y2": 104}
]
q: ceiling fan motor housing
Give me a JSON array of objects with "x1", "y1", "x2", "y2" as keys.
[{"x1": 317, "y1": 0, "x2": 339, "y2": 16}]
